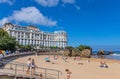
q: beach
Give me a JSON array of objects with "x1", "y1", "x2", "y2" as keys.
[{"x1": 10, "y1": 55, "x2": 120, "y2": 79}]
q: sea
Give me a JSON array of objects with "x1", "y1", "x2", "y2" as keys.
[{"x1": 92, "y1": 51, "x2": 120, "y2": 60}]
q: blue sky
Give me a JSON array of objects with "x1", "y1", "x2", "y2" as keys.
[{"x1": 0, "y1": 0, "x2": 120, "y2": 51}]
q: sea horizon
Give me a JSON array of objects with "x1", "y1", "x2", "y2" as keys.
[
  {"x1": 92, "y1": 51, "x2": 120, "y2": 60},
  {"x1": 91, "y1": 45, "x2": 120, "y2": 51}
]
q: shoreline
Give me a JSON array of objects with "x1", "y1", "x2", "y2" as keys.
[
  {"x1": 91, "y1": 55, "x2": 120, "y2": 61},
  {"x1": 87, "y1": 58, "x2": 120, "y2": 63},
  {"x1": 65, "y1": 56, "x2": 120, "y2": 64}
]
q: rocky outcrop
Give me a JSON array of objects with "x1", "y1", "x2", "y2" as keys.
[
  {"x1": 80, "y1": 49, "x2": 92, "y2": 58},
  {"x1": 63, "y1": 49, "x2": 79, "y2": 57},
  {"x1": 108, "y1": 51, "x2": 113, "y2": 54},
  {"x1": 97, "y1": 50, "x2": 105, "y2": 55},
  {"x1": 63, "y1": 49, "x2": 92, "y2": 57}
]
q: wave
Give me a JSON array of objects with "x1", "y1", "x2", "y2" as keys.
[{"x1": 110, "y1": 53, "x2": 120, "y2": 56}]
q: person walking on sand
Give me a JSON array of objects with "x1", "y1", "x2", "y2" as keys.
[
  {"x1": 26, "y1": 58, "x2": 31, "y2": 74},
  {"x1": 65, "y1": 69, "x2": 72, "y2": 79}
]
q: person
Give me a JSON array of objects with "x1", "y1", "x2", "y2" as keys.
[
  {"x1": 31, "y1": 59, "x2": 37, "y2": 75},
  {"x1": 62, "y1": 56, "x2": 67, "y2": 62},
  {"x1": 86, "y1": 58, "x2": 90, "y2": 63},
  {"x1": 40, "y1": 73, "x2": 43, "y2": 79},
  {"x1": 52, "y1": 56, "x2": 58, "y2": 64},
  {"x1": 0, "y1": 50, "x2": 4, "y2": 57},
  {"x1": 26, "y1": 58, "x2": 31, "y2": 74},
  {"x1": 74, "y1": 56, "x2": 76, "y2": 61},
  {"x1": 100, "y1": 61, "x2": 108, "y2": 68},
  {"x1": 65, "y1": 69, "x2": 72, "y2": 79},
  {"x1": 77, "y1": 57, "x2": 84, "y2": 65},
  {"x1": 77, "y1": 56, "x2": 80, "y2": 60}
]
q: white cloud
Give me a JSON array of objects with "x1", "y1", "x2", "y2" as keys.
[
  {"x1": 0, "y1": 0, "x2": 14, "y2": 5},
  {"x1": 62, "y1": 0, "x2": 75, "y2": 4},
  {"x1": 0, "y1": 17, "x2": 10, "y2": 26},
  {"x1": 0, "y1": 7, "x2": 57, "y2": 26},
  {"x1": 75, "y1": 5, "x2": 80, "y2": 10},
  {"x1": 35, "y1": 0, "x2": 59, "y2": 7},
  {"x1": 61, "y1": 0, "x2": 80, "y2": 10},
  {"x1": 34, "y1": 0, "x2": 80, "y2": 10}
]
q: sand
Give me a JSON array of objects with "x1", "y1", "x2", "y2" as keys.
[{"x1": 12, "y1": 55, "x2": 120, "y2": 79}]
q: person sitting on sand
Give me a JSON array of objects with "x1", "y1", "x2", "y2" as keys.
[
  {"x1": 78, "y1": 61, "x2": 84, "y2": 65},
  {"x1": 76, "y1": 57, "x2": 84, "y2": 65},
  {"x1": 100, "y1": 61, "x2": 108, "y2": 68},
  {"x1": 86, "y1": 58, "x2": 90, "y2": 63},
  {"x1": 77, "y1": 56, "x2": 80, "y2": 60},
  {"x1": 65, "y1": 69, "x2": 72, "y2": 79}
]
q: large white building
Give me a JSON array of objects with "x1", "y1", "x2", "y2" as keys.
[{"x1": 2, "y1": 23, "x2": 67, "y2": 48}]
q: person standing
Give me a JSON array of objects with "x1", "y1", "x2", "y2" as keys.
[
  {"x1": 26, "y1": 58, "x2": 31, "y2": 74},
  {"x1": 31, "y1": 59, "x2": 37, "y2": 75},
  {"x1": 65, "y1": 69, "x2": 72, "y2": 79}
]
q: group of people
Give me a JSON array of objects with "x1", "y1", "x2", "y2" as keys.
[
  {"x1": 100, "y1": 61, "x2": 108, "y2": 68},
  {"x1": 64, "y1": 61, "x2": 108, "y2": 79},
  {"x1": 26, "y1": 56, "x2": 72, "y2": 79},
  {"x1": 26, "y1": 58, "x2": 43, "y2": 78},
  {"x1": 26, "y1": 58, "x2": 36, "y2": 75},
  {"x1": 26, "y1": 55, "x2": 109, "y2": 79}
]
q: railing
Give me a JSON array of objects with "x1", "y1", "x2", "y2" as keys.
[
  {"x1": 0, "y1": 52, "x2": 35, "y2": 59},
  {"x1": 0, "y1": 59, "x2": 62, "y2": 79}
]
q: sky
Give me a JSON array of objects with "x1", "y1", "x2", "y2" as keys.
[{"x1": 0, "y1": 0, "x2": 120, "y2": 51}]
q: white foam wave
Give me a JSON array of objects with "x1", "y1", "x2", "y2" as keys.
[{"x1": 110, "y1": 53, "x2": 120, "y2": 56}]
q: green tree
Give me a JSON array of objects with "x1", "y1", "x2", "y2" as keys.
[
  {"x1": 77, "y1": 45, "x2": 91, "y2": 51},
  {"x1": 18, "y1": 44, "x2": 33, "y2": 51},
  {"x1": 25, "y1": 45, "x2": 33, "y2": 51},
  {"x1": 49, "y1": 46, "x2": 59, "y2": 49},
  {"x1": 0, "y1": 28, "x2": 17, "y2": 52},
  {"x1": 0, "y1": 28, "x2": 9, "y2": 38},
  {"x1": 65, "y1": 46, "x2": 74, "y2": 50}
]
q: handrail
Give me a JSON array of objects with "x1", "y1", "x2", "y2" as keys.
[
  {"x1": 1, "y1": 52, "x2": 35, "y2": 58},
  {"x1": 0, "y1": 58, "x2": 62, "y2": 73},
  {"x1": 0, "y1": 59, "x2": 62, "y2": 79}
]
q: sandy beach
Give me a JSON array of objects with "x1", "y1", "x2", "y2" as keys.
[{"x1": 11, "y1": 55, "x2": 120, "y2": 79}]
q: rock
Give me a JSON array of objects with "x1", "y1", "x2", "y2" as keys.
[
  {"x1": 108, "y1": 51, "x2": 113, "y2": 54},
  {"x1": 63, "y1": 49, "x2": 78, "y2": 57},
  {"x1": 97, "y1": 50, "x2": 105, "y2": 55},
  {"x1": 81, "y1": 49, "x2": 92, "y2": 58}
]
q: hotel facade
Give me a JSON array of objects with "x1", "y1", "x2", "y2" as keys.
[{"x1": 2, "y1": 23, "x2": 67, "y2": 48}]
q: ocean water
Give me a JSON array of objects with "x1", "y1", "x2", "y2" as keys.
[{"x1": 92, "y1": 51, "x2": 120, "y2": 60}]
